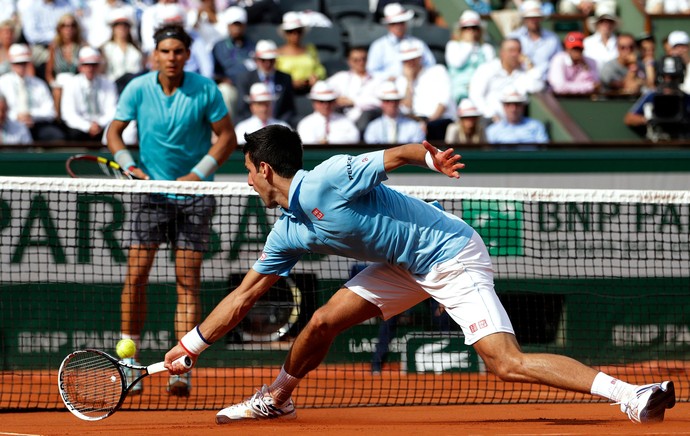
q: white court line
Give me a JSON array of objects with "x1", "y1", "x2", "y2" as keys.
[{"x1": 0, "y1": 432, "x2": 44, "y2": 436}]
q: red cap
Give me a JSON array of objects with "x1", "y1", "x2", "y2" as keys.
[{"x1": 564, "y1": 31, "x2": 585, "y2": 50}]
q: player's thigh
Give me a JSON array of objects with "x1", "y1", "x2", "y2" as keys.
[
  {"x1": 126, "y1": 194, "x2": 170, "y2": 247},
  {"x1": 420, "y1": 232, "x2": 514, "y2": 345},
  {"x1": 345, "y1": 263, "x2": 429, "y2": 321},
  {"x1": 176, "y1": 195, "x2": 216, "y2": 251},
  {"x1": 314, "y1": 287, "x2": 383, "y2": 333}
]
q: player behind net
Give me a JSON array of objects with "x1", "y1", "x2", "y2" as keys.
[{"x1": 164, "y1": 125, "x2": 675, "y2": 424}]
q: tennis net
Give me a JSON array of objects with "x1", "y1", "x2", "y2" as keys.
[{"x1": 1, "y1": 176, "x2": 688, "y2": 410}]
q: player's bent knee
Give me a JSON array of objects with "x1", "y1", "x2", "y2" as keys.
[
  {"x1": 304, "y1": 308, "x2": 340, "y2": 339},
  {"x1": 483, "y1": 354, "x2": 527, "y2": 382}
]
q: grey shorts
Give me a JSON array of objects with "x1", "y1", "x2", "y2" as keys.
[{"x1": 126, "y1": 194, "x2": 216, "y2": 251}]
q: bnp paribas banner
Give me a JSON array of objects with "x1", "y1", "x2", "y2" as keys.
[{"x1": 1, "y1": 180, "x2": 689, "y2": 369}]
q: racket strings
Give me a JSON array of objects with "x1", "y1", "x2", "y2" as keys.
[{"x1": 61, "y1": 352, "x2": 123, "y2": 417}]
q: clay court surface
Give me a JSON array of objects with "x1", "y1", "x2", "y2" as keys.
[
  {"x1": 2, "y1": 363, "x2": 688, "y2": 435},
  {"x1": 1, "y1": 403, "x2": 689, "y2": 436}
]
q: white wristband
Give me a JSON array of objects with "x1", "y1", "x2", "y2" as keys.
[
  {"x1": 191, "y1": 154, "x2": 219, "y2": 179},
  {"x1": 114, "y1": 149, "x2": 136, "y2": 171},
  {"x1": 424, "y1": 151, "x2": 440, "y2": 172},
  {"x1": 180, "y1": 326, "x2": 211, "y2": 356}
]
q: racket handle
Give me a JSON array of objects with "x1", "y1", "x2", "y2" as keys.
[
  {"x1": 147, "y1": 355, "x2": 193, "y2": 375},
  {"x1": 176, "y1": 355, "x2": 193, "y2": 369}
]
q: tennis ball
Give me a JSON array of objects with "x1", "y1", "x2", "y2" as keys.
[{"x1": 116, "y1": 339, "x2": 136, "y2": 359}]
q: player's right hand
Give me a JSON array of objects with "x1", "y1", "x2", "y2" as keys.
[{"x1": 164, "y1": 344, "x2": 196, "y2": 374}]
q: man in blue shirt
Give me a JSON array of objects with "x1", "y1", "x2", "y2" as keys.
[
  {"x1": 486, "y1": 88, "x2": 549, "y2": 149},
  {"x1": 366, "y1": 2, "x2": 436, "y2": 81},
  {"x1": 165, "y1": 125, "x2": 675, "y2": 425},
  {"x1": 508, "y1": 0, "x2": 561, "y2": 80},
  {"x1": 364, "y1": 81, "x2": 425, "y2": 144},
  {"x1": 107, "y1": 23, "x2": 237, "y2": 397}
]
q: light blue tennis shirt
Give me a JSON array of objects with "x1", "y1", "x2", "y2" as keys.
[
  {"x1": 253, "y1": 151, "x2": 475, "y2": 277},
  {"x1": 114, "y1": 71, "x2": 228, "y2": 181}
]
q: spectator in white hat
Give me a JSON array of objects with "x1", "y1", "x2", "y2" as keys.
[
  {"x1": 0, "y1": 44, "x2": 65, "y2": 141},
  {"x1": 444, "y1": 98, "x2": 487, "y2": 144},
  {"x1": 469, "y1": 38, "x2": 544, "y2": 122},
  {"x1": 297, "y1": 80, "x2": 359, "y2": 144},
  {"x1": 363, "y1": 80, "x2": 424, "y2": 144},
  {"x1": 236, "y1": 39, "x2": 297, "y2": 125},
  {"x1": 100, "y1": 8, "x2": 145, "y2": 92},
  {"x1": 508, "y1": 0, "x2": 561, "y2": 80},
  {"x1": 583, "y1": 3, "x2": 620, "y2": 72},
  {"x1": 61, "y1": 46, "x2": 119, "y2": 142},
  {"x1": 393, "y1": 39, "x2": 454, "y2": 140},
  {"x1": 486, "y1": 87, "x2": 548, "y2": 148},
  {"x1": 665, "y1": 30, "x2": 690, "y2": 93},
  {"x1": 327, "y1": 46, "x2": 383, "y2": 134},
  {"x1": 366, "y1": 2, "x2": 436, "y2": 81},
  {"x1": 276, "y1": 11, "x2": 326, "y2": 95},
  {"x1": 446, "y1": 10, "x2": 496, "y2": 105},
  {"x1": 234, "y1": 82, "x2": 290, "y2": 144},
  {"x1": 212, "y1": 6, "x2": 255, "y2": 120},
  {"x1": 83, "y1": 0, "x2": 139, "y2": 49}
]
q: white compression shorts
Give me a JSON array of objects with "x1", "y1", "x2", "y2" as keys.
[{"x1": 345, "y1": 231, "x2": 515, "y2": 345}]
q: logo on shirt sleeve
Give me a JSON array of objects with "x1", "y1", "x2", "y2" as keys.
[
  {"x1": 312, "y1": 208, "x2": 324, "y2": 220},
  {"x1": 259, "y1": 252, "x2": 267, "y2": 261}
]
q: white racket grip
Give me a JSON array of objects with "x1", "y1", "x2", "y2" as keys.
[{"x1": 147, "y1": 355, "x2": 193, "y2": 375}]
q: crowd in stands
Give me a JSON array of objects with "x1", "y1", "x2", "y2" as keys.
[{"x1": 0, "y1": 0, "x2": 689, "y2": 146}]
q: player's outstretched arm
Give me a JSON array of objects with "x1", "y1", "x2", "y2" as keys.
[
  {"x1": 164, "y1": 269, "x2": 280, "y2": 371},
  {"x1": 383, "y1": 140, "x2": 464, "y2": 178}
]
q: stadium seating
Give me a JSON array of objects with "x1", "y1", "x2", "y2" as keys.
[
  {"x1": 410, "y1": 24, "x2": 450, "y2": 65},
  {"x1": 304, "y1": 25, "x2": 346, "y2": 62}
]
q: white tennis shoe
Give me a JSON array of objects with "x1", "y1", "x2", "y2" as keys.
[
  {"x1": 215, "y1": 385, "x2": 296, "y2": 423},
  {"x1": 619, "y1": 381, "x2": 675, "y2": 423}
]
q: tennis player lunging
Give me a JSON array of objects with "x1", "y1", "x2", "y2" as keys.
[
  {"x1": 165, "y1": 125, "x2": 675, "y2": 424},
  {"x1": 107, "y1": 23, "x2": 237, "y2": 397}
]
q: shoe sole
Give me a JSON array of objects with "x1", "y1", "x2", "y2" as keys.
[
  {"x1": 641, "y1": 381, "x2": 676, "y2": 423},
  {"x1": 215, "y1": 411, "x2": 297, "y2": 424}
]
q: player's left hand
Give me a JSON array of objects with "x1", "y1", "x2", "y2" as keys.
[{"x1": 423, "y1": 140, "x2": 465, "y2": 179}]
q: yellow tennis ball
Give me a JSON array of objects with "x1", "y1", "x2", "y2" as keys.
[{"x1": 116, "y1": 339, "x2": 136, "y2": 359}]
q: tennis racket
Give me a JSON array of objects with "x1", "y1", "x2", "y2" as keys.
[
  {"x1": 66, "y1": 154, "x2": 138, "y2": 180},
  {"x1": 58, "y1": 349, "x2": 192, "y2": 421}
]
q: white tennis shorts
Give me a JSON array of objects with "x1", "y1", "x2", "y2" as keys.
[{"x1": 345, "y1": 231, "x2": 515, "y2": 345}]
